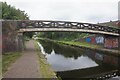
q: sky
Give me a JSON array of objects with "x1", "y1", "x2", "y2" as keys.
[{"x1": 1, "y1": 0, "x2": 120, "y2": 23}]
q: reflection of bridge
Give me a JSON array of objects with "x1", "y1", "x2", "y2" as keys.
[
  {"x1": 17, "y1": 20, "x2": 120, "y2": 36},
  {"x1": 57, "y1": 65, "x2": 118, "y2": 79}
]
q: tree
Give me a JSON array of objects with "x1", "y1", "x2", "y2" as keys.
[
  {"x1": 0, "y1": 2, "x2": 2, "y2": 19},
  {"x1": 1, "y1": 2, "x2": 35, "y2": 38},
  {"x1": 1, "y1": 2, "x2": 29, "y2": 20}
]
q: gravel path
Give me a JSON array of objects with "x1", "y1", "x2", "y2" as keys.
[{"x1": 3, "y1": 40, "x2": 41, "y2": 78}]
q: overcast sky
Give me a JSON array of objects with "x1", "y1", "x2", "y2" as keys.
[{"x1": 1, "y1": 0, "x2": 120, "y2": 23}]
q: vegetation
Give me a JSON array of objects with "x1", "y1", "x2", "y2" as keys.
[
  {"x1": 57, "y1": 41, "x2": 101, "y2": 49},
  {"x1": 55, "y1": 40, "x2": 120, "y2": 55},
  {"x1": 39, "y1": 38, "x2": 120, "y2": 55},
  {"x1": 34, "y1": 41, "x2": 57, "y2": 78},
  {"x1": 1, "y1": 2, "x2": 29, "y2": 20},
  {"x1": 0, "y1": 2, "x2": 2, "y2": 18},
  {"x1": 2, "y1": 52, "x2": 21, "y2": 73},
  {"x1": 24, "y1": 32, "x2": 35, "y2": 39},
  {"x1": 1, "y1": 2, "x2": 33, "y2": 41},
  {"x1": 37, "y1": 32, "x2": 91, "y2": 41},
  {"x1": 39, "y1": 38, "x2": 101, "y2": 50}
]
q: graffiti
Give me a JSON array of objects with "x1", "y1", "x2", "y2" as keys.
[
  {"x1": 90, "y1": 37, "x2": 95, "y2": 44},
  {"x1": 85, "y1": 36, "x2": 104, "y2": 44},
  {"x1": 83, "y1": 35, "x2": 118, "y2": 49},
  {"x1": 104, "y1": 38, "x2": 118, "y2": 48},
  {"x1": 112, "y1": 39, "x2": 118, "y2": 47},
  {"x1": 86, "y1": 37, "x2": 91, "y2": 43},
  {"x1": 95, "y1": 36, "x2": 104, "y2": 44}
]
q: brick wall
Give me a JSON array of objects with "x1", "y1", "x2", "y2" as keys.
[
  {"x1": 2, "y1": 21, "x2": 18, "y2": 53},
  {"x1": 104, "y1": 37, "x2": 118, "y2": 49}
]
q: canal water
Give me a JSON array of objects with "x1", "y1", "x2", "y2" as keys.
[{"x1": 37, "y1": 39, "x2": 119, "y2": 78}]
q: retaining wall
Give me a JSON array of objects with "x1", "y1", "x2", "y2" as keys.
[{"x1": 2, "y1": 21, "x2": 24, "y2": 53}]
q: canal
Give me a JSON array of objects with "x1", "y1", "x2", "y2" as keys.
[{"x1": 37, "y1": 39, "x2": 119, "y2": 79}]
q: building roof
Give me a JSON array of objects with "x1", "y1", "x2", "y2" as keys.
[{"x1": 99, "y1": 20, "x2": 120, "y2": 28}]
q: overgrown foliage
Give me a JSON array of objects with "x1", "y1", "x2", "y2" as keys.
[
  {"x1": 1, "y1": 2, "x2": 29, "y2": 20},
  {"x1": 0, "y1": 2, "x2": 2, "y2": 19},
  {"x1": 37, "y1": 32, "x2": 90, "y2": 41}
]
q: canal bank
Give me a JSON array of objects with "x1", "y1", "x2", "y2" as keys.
[
  {"x1": 34, "y1": 40, "x2": 58, "y2": 78},
  {"x1": 38, "y1": 38, "x2": 120, "y2": 56},
  {"x1": 57, "y1": 41, "x2": 120, "y2": 56}
]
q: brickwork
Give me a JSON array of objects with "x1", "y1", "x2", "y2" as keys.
[
  {"x1": 104, "y1": 37, "x2": 119, "y2": 49},
  {"x1": 2, "y1": 21, "x2": 23, "y2": 53}
]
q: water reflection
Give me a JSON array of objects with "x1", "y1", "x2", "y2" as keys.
[
  {"x1": 86, "y1": 50, "x2": 119, "y2": 66},
  {"x1": 38, "y1": 40, "x2": 98, "y2": 71},
  {"x1": 39, "y1": 40, "x2": 85, "y2": 59},
  {"x1": 37, "y1": 39, "x2": 119, "y2": 78},
  {"x1": 46, "y1": 49, "x2": 98, "y2": 71}
]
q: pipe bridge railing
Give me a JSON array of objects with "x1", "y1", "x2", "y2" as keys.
[{"x1": 17, "y1": 20, "x2": 119, "y2": 34}]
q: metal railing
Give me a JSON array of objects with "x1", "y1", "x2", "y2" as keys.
[{"x1": 17, "y1": 20, "x2": 119, "y2": 34}]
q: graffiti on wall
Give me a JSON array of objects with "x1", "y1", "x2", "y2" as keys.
[
  {"x1": 104, "y1": 38, "x2": 118, "y2": 48},
  {"x1": 95, "y1": 36, "x2": 104, "y2": 44},
  {"x1": 85, "y1": 36, "x2": 104, "y2": 44},
  {"x1": 86, "y1": 37, "x2": 91, "y2": 43},
  {"x1": 112, "y1": 39, "x2": 118, "y2": 47}
]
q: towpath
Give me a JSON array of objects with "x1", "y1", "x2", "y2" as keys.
[{"x1": 3, "y1": 40, "x2": 41, "y2": 78}]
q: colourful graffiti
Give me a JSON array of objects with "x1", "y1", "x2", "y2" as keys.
[
  {"x1": 95, "y1": 36, "x2": 104, "y2": 44},
  {"x1": 86, "y1": 37, "x2": 91, "y2": 43},
  {"x1": 83, "y1": 35, "x2": 118, "y2": 49},
  {"x1": 104, "y1": 38, "x2": 118, "y2": 48},
  {"x1": 90, "y1": 37, "x2": 95, "y2": 44}
]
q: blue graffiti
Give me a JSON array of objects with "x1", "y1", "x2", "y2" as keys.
[{"x1": 86, "y1": 37, "x2": 91, "y2": 43}]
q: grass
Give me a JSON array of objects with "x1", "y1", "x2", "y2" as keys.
[
  {"x1": 39, "y1": 38, "x2": 101, "y2": 49},
  {"x1": 2, "y1": 52, "x2": 22, "y2": 74},
  {"x1": 56, "y1": 41, "x2": 120, "y2": 55},
  {"x1": 34, "y1": 40, "x2": 57, "y2": 78},
  {"x1": 39, "y1": 38, "x2": 120, "y2": 55},
  {"x1": 58, "y1": 41, "x2": 101, "y2": 49}
]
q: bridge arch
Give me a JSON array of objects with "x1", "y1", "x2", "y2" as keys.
[{"x1": 17, "y1": 20, "x2": 119, "y2": 36}]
